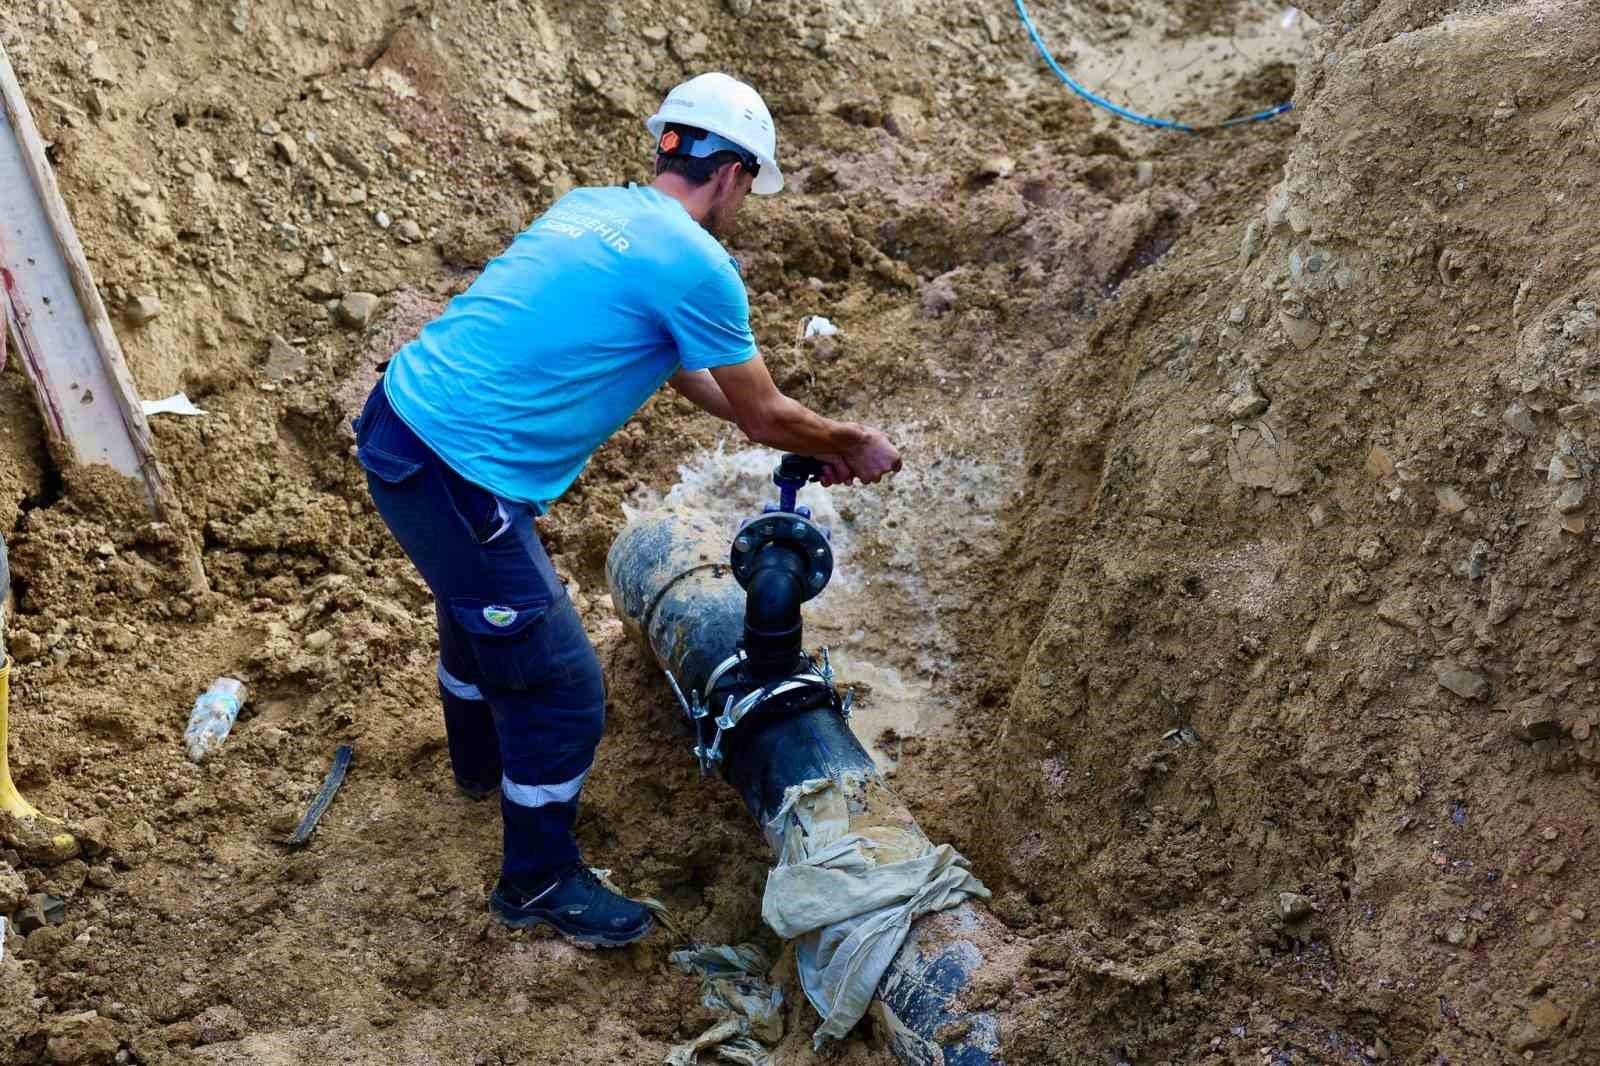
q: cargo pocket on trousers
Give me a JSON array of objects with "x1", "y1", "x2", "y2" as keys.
[
  {"x1": 449, "y1": 595, "x2": 552, "y2": 690},
  {"x1": 357, "y1": 443, "x2": 424, "y2": 485}
]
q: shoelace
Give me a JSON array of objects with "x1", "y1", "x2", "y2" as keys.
[{"x1": 568, "y1": 865, "x2": 603, "y2": 900}]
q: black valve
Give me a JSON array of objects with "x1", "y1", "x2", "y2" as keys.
[
  {"x1": 732, "y1": 453, "x2": 834, "y2": 598},
  {"x1": 774, "y1": 454, "x2": 827, "y2": 512}
]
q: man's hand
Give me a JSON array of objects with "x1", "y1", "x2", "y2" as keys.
[{"x1": 818, "y1": 428, "x2": 901, "y2": 486}]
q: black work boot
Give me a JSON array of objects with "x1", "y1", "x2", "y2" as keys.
[
  {"x1": 455, "y1": 777, "x2": 499, "y2": 801},
  {"x1": 490, "y1": 864, "x2": 654, "y2": 948}
]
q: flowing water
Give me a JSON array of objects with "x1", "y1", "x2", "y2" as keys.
[{"x1": 622, "y1": 417, "x2": 1013, "y2": 773}]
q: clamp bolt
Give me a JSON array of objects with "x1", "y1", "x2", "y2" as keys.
[
  {"x1": 733, "y1": 536, "x2": 751, "y2": 553},
  {"x1": 792, "y1": 521, "x2": 809, "y2": 536},
  {"x1": 809, "y1": 571, "x2": 826, "y2": 589}
]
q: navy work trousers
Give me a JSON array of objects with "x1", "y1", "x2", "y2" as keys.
[{"x1": 354, "y1": 380, "x2": 604, "y2": 884}]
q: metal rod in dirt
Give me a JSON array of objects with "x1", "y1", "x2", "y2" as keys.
[{"x1": 283, "y1": 745, "x2": 353, "y2": 847}]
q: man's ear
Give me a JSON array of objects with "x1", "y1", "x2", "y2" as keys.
[{"x1": 713, "y1": 160, "x2": 743, "y2": 195}]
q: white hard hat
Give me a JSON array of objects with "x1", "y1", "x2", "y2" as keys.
[{"x1": 647, "y1": 73, "x2": 784, "y2": 195}]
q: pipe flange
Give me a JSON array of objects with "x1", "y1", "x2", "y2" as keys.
[{"x1": 729, "y1": 514, "x2": 833, "y2": 599}]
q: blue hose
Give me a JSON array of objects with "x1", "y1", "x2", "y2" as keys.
[{"x1": 1013, "y1": 0, "x2": 1295, "y2": 132}]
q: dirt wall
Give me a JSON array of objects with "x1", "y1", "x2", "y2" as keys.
[{"x1": 984, "y1": 2, "x2": 1600, "y2": 1062}]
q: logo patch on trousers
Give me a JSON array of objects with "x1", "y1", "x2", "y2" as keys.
[{"x1": 482, "y1": 606, "x2": 518, "y2": 628}]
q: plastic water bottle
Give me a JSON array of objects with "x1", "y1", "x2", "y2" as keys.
[{"x1": 184, "y1": 678, "x2": 247, "y2": 763}]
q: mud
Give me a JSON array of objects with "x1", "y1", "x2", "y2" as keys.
[{"x1": 10, "y1": 0, "x2": 1589, "y2": 1063}]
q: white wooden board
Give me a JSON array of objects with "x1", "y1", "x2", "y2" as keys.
[{"x1": 0, "y1": 43, "x2": 164, "y2": 516}]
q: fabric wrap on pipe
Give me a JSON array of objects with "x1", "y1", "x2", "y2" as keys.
[
  {"x1": 665, "y1": 943, "x2": 784, "y2": 1065},
  {"x1": 761, "y1": 775, "x2": 990, "y2": 1043}
]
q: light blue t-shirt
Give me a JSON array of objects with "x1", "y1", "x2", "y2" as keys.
[{"x1": 384, "y1": 184, "x2": 757, "y2": 508}]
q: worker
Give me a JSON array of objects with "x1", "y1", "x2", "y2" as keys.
[{"x1": 354, "y1": 72, "x2": 901, "y2": 947}]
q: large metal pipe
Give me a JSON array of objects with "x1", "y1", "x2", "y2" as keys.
[{"x1": 608, "y1": 510, "x2": 1015, "y2": 1065}]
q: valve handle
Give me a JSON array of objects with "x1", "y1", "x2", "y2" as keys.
[{"x1": 774, "y1": 454, "x2": 827, "y2": 513}]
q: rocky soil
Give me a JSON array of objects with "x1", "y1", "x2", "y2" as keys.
[
  {"x1": 10, "y1": 0, "x2": 1589, "y2": 1064},
  {"x1": 984, "y1": 1, "x2": 1600, "y2": 1063}
]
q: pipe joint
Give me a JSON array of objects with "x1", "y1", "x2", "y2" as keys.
[
  {"x1": 730, "y1": 512, "x2": 833, "y2": 601},
  {"x1": 743, "y1": 541, "x2": 808, "y2": 679}
]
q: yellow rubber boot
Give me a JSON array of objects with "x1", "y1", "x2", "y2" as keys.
[{"x1": 0, "y1": 657, "x2": 43, "y2": 820}]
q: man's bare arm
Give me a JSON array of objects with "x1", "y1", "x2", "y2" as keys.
[
  {"x1": 666, "y1": 368, "x2": 737, "y2": 423},
  {"x1": 707, "y1": 356, "x2": 901, "y2": 485}
]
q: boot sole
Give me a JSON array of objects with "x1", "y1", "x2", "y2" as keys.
[{"x1": 492, "y1": 906, "x2": 654, "y2": 949}]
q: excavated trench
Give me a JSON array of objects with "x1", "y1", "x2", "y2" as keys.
[{"x1": 39, "y1": 0, "x2": 1600, "y2": 1063}]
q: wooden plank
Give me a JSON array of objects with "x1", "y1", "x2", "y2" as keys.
[{"x1": 0, "y1": 42, "x2": 165, "y2": 517}]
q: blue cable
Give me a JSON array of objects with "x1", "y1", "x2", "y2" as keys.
[{"x1": 1013, "y1": 0, "x2": 1294, "y2": 132}]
